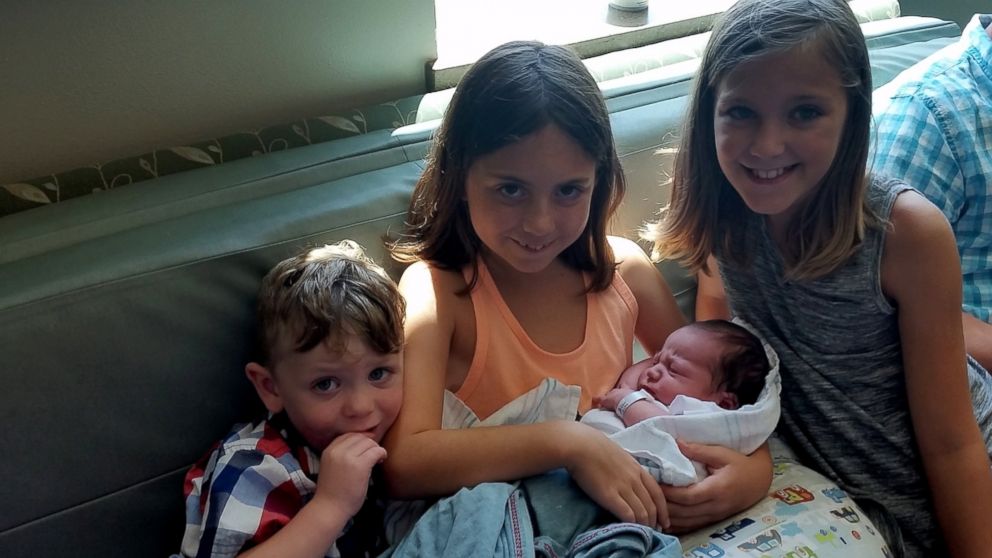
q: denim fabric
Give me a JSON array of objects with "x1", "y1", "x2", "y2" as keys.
[
  {"x1": 382, "y1": 482, "x2": 532, "y2": 558},
  {"x1": 384, "y1": 470, "x2": 681, "y2": 558}
]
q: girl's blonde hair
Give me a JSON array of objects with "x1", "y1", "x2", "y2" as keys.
[
  {"x1": 647, "y1": 0, "x2": 878, "y2": 280},
  {"x1": 389, "y1": 41, "x2": 625, "y2": 292}
]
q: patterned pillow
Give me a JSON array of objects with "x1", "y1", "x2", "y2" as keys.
[{"x1": 678, "y1": 440, "x2": 893, "y2": 557}]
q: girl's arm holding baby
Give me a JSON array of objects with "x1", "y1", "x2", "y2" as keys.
[
  {"x1": 882, "y1": 192, "x2": 992, "y2": 557},
  {"x1": 382, "y1": 260, "x2": 670, "y2": 529}
]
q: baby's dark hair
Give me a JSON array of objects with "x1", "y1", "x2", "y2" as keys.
[
  {"x1": 255, "y1": 240, "x2": 405, "y2": 367},
  {"x1": 692, "y1": 320, "x2": 769, "y2": 406}
]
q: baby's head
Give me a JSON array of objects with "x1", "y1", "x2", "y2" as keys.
[
  {"x1": 638, "y1": 320, "x2": 768, "y2": 409},
  {"x1": 245, "y1": 240, "x2": 406, "y2": 452}
]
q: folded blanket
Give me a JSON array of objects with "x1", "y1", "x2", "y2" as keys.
[{"x1": 383, "y1": 473, "x2": 682, "y2": 558}]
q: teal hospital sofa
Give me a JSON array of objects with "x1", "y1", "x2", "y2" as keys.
[{"x1": 0, "y1": 4, "x2": 962, "y2": 555}]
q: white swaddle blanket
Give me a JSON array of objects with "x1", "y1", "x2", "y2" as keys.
[
  {"x1": 442, "y1": 377, "x2": 582, "y2": 428},
  {"x1": 581, "y1": 325, "x2": 781, "y2": 486}
]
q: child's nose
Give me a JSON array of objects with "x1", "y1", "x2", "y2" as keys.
[
  {"x1": 342, "y1": 387, "x2": 375, "y2": 417},
  {"x1": 749, "y1": 120, "x2": 787, "y2": 158},
  {"x1": 522, "y1": 199, "x2": 555, "y2": 235}
]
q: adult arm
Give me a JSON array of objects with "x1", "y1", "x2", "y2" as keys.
[
  {"x1": 873, "y1": 93, "x2": 992, "y2": 368},
  {"x1": 381, "y1": 261, "x2": 668, "y2": 528},
  {"x1": 695, "y1": 255, "x2": 731, "y2": 321},
  {"x1": 882, "y1": 191, "x2": 992, "y2": 557}
]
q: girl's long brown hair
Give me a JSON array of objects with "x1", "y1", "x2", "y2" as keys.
[
  {"x1": 647, "y1": 0, "x2": 878, "y2": 280},
  {"x1": 390, "y1": 41, "x2": 626, "y2": 291}
]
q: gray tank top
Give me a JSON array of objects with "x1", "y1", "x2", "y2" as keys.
[{"x1": 717, "y1": 176, "x2": 992, "y2": 557}]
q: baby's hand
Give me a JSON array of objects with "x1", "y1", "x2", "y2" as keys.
[
  {"x1": 596, "y1": 387, "x2": 635, "y2": 411},
  {"x1": 313, "y1": 433, "x2": 387, "y2": 518}
]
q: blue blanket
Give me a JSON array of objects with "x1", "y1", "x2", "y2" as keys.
[{"x1": 383, "y1": 469, "x2": 681, "y2": 558}]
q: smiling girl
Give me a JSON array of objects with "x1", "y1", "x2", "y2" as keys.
[
  {"x1": 386, "y1": 40, "x2": 773, "y2": 533},
  {"x1": 650, "y1": 0, "x2": 992, "y2": 555}
]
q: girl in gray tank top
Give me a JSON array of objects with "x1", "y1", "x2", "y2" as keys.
[{"x1": 648, "y1": 0, "x2": 992, "y2": 555}]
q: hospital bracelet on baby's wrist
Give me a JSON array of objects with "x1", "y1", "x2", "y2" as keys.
[{"x1": 615, "y1": 389, "x2": 654, "y2": 419}]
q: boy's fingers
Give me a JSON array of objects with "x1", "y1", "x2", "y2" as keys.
[
  {"x1": 361, "y1": 445, "x2": 388, "y2": 463},
  {"x1": 329, "y1": 433, "x2": 370, "y2": 453}
]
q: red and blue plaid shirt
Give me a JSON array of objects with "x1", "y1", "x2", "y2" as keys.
[{"x1": 178, "y1": 413, "x2": 385, "y2": 558}]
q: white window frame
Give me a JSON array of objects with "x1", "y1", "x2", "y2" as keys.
[{"x1": 431, "y1": 0, "x2": 734, "y2": 90}]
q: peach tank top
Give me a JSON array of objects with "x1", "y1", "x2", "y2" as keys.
[{"x1": 454, "y1": 258, "x2": 638, "y2": 420}]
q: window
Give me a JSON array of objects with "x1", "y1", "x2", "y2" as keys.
[{"x1": 432, "y1": 0, "x2": 734, "y2": 90}]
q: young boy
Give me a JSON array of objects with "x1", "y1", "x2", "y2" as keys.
[
  {"x1": 596, "y1": 320, "x2": 768, "y2": 426},
  {"x1": 178, "y1": 240, "x2": 406, "y2": 558}
]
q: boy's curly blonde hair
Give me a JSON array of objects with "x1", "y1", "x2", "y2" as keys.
[{"x1": 255, "y1": 240, "x2": 405, "y2": 366}]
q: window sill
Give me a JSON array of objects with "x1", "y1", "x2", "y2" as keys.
[{"x1": 431, "y1": 0, "x2": 733, "y2": 91}]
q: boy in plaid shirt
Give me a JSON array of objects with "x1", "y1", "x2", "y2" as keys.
[{"x1": 178, "y1": 240, "x2": 405, "y2": 558}]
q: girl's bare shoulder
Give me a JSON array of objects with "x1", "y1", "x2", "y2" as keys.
[
  {"x1": 881, "y1": 190, "x2": 959, "y2": 300},
  {"x1": 399, "y1": 260, "x2": 475, "y2": 331},
  {"x1": 608, "y1": 235, "x2": 655, "y2": 277},
  {"x1": 399, "y1": 260, "x2": 468, "y2": 297},
  {"x1": 883, "y1": 190, "x2": 955, "y2": 268}
]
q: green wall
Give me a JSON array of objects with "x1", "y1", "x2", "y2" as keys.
[
  {"x1": 0, "y1": 0, "x2": 436, "y2": 184},
  {"x1": 2, "y1": 0, "x2": 983, "y2": 185},
  {"x1": 899, "y1": 0, "x2": 984, "y2": 28}
]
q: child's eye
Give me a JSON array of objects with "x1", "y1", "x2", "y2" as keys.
[
  {"x1": 557, "y1": 184, "x2": 585, "y2": 200},
  {"x1": 724, "y1": 106, "x2": 754, "y2": 120},
  {"x1": 368, "y1": 367, "x2": 392, "y2": 382},
  {"x1": 497, "y1": 183, "x2": 524, "y2": 199},
  {"x1": 791, "y1": 105, "x2": 823, "y2": 122},
  {"x1": 312, "y1": 377, "x2": 341, "y2": 393}
]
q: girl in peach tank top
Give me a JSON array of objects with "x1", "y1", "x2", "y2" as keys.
[
  {"x1": 386, "y1": 40, "x2": 771, "y2": 533},
  {"x1": 456, "y1": 255, "x2": 638, "y2": 419}
]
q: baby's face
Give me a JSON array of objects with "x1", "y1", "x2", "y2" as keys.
[
  {"x1": 638, "y1": 326, "x2": 724, "y2": 405},
  {"x1": 271, "y1": 333, "x2": 403, "y2": 452}
]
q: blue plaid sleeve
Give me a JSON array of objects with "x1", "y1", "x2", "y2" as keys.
[
  {"x1": 871, "y1": 17, "x2": 992, "y2": 322},
  {"x1": 872, "y1": 95, "x2": 965, "y2": 223}
]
